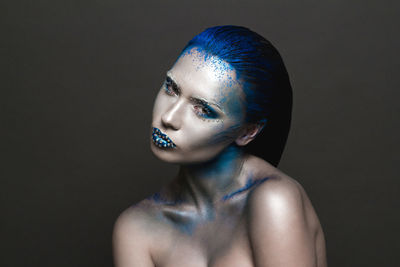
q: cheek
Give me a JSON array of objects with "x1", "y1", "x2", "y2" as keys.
[
  {"x1": 205, "y1": 123, "x2": 242, "y2": 145},
  {"x1": 182, "y1": 119, "x2": 241, "y2": 149}
]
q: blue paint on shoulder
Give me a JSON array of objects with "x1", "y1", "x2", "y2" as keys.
[{"x1": 222, "y1": 176, "x2": 269, "y2": 201}]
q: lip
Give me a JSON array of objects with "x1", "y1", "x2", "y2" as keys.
[{"x1": 152, "y1": 127, "x2": 177, "y2": 148}]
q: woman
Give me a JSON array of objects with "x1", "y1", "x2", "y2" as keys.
[{"x1": 113, "y1": 25, "x2": 327, "y2": 267}]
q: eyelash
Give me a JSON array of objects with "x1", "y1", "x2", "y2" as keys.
[
  {"x1": 163, "y1": 79, "x2": 219, "y2": 120},
  {"x1": 194, "y1": 105, "x2": 217, "y2": 119},
  {"x1": 164, "y1": 79, "x2": 177, "y2": 96}
]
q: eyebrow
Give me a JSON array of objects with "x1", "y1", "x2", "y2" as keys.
[{"x1": 165, "y1": 72, "x2": 224, "y2": 112}]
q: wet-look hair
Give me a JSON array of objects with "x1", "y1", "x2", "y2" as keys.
[{"x1": 180, "y1": 25, "x2": 293, "y2": 166}]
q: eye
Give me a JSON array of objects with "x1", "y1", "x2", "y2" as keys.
[
  {"x1": 193, "y1": 105, "x2": 218, "y2": 119},
  {"x1": 163, "y1": 78, "x2": 178, "y2": 96}
]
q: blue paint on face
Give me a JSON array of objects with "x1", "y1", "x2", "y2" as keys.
[
  {"x1": 177, "y1": 47, "x2": 247, "y2": 145},
  {"x1": 178, "y1": 25, "x2": 292, "y2": 130},
  {"x1": 217, "y1": 83, "x2": 245, "y2": 121},
  {"x1": 205, "y1": 124, "x2": 242, "y2": 146},
  {"x1": 179, "y1": 46, "x2": 235, "y2": 77},
  {"x1": 179, "y1": 45, "x2": 250, "y2": 122}
]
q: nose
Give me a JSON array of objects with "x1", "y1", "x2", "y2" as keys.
[{"x1": 161, "y1": 99, "x2": 184, "y2": 130}]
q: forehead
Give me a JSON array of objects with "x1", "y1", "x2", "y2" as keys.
[{"x1": 169, "y1": 47, "x2": 245, "y2": 117}]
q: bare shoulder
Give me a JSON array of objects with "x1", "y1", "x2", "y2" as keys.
[
  {"x1": 112, "y1": 200, "x2": 161, "y2": 267},
  {"x1": 245, "y1": 155, "x2": 316, "y2": 227},
  {"x1": 113, "y1": 201, "x2": 153, "y2": 238},
  {"x1": 245, "y1": 155, "x2": 326, "y2": 266},
  {"x1": 248, "y1": 170, "x2": 309, "y2": 225},
  {"x1": 247, "y1": 157, "x2": 321, "y2": 233}
]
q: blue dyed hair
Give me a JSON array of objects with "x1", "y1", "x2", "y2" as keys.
[{"x1": 180, "y1": 25, "x2": 293, "y2": 166}]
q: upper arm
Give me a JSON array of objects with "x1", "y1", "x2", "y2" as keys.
[
  {"x1": 112, "y1": 208, "x2": 154, "y2": 267},
  {"x1": 248, "y1": 179, "x2": 317, "y2": 267}
]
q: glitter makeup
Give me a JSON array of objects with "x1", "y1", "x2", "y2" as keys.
[{"x1": 152, "y1": 127, "x2": 177, "y2": 148}]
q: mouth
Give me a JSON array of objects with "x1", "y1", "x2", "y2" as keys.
[{"x1": 152, "y1": 127, "x2": 177, "y2": 148}]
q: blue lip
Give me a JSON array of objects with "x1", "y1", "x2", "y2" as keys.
[{"x1": 152, "y1": 127, "x2": 176, "y2": 148}]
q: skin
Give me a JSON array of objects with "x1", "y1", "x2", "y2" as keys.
[{"x1": 113, "y1": 47, "x2": 328, "y2": 267}]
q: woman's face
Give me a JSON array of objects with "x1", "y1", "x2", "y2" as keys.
[{"x1": 151, "y1": 47, "x2": 247, "y2": 164}]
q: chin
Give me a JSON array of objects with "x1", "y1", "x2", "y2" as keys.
[
  {"x1": 150, "y1": 141, "x2": 227, "y2": 166},
  {"x1": 150, "y1": 140, "x2": 182, "y2": 164}
]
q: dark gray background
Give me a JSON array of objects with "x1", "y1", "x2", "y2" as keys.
[{"x1": 2, "y1": 0, "x2": 399, "y2": 266}]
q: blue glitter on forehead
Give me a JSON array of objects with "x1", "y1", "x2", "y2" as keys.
[
  {"x1": 181, "y1": 46, "x2": 235, "y2": 79},
  {"x1": 179, "y1": 46, "x2": 246, "y2": 122},
  {"x1": 173, "y1": 25, "x2": 293, "y2": 167}
]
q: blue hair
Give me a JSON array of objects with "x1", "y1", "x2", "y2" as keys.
[{"x1": 179, "y1": 25, "x2": 293, "y2": 166}]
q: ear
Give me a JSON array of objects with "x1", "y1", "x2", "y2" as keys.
[{"x1": 235, "y1": 119, "x2": 267, "y2": 146}]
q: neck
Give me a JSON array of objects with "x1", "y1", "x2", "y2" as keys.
[{"x1": 177, "y1": 144, "x2": 248, "y2": 211}]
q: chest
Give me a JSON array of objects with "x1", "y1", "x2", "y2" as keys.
[{"x1": 151, "y1": 211, "x2": 254, "y2": 267}]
